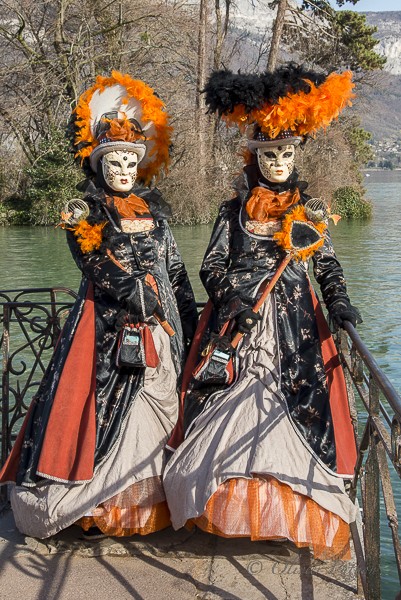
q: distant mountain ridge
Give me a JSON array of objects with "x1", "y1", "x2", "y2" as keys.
[
  {"x1": 358, "y1": 12, "x2": 401, "y2": 142},
  {"x1": 232, "y1": 5, "x2": 401, "y2": 76},
  {"x1": 364, "y1": 11, "x2": 401, "y2": 75}
]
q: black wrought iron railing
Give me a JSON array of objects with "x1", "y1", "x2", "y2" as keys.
[
  {"x1": 336, "y1": 322, "x2": 401, "y2": 600},
  {"x1": 0, "y1": 287, "x2": 77, "y2": 505},
  {"x1": 0, "y1": 289, "x2": 400, "y2": 599}
]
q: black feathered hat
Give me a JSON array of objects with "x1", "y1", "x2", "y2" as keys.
[{"x1": 204, "y1": 63, "x2": 355, "y2": 151}]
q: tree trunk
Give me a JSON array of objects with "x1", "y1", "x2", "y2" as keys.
[
  {"x1": 196, "y1": 0, "x2": 207, "y2": 126},
  {"x1": 195, "y1": 0, "x2": 209, "y2": 202},
  {"x1": 214, "y1": 0, "x2": 230, "y2": 70},
  {"x1": 267, "y1": 0, "x2": 288, "y2": 72}
]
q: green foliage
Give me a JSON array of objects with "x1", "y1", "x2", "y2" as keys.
[
  {"x1": 24, "y1": 128, "x2": 81, "y2": 226},
  {"x1": 378, "y1": 159, "x2": 394, "y2": 170},
  {"x1": 0, "y1": 209, "x2": 27, "y2": 226},
  {"x1": 0, "y1": 194, "x2": 32, "y2": 226},
  {"x1": 333, "y1": 11, "x2": 387, "y2": 72},
  {"x1": 0, "y1": 157, "x2": 30, "y2": 225},
  {"x1": 337, "y1": 115, "x2": 375, "y2": 187},
  {"x1": 341, "y1": 116, "x2": 374, "y2": 166},
  {"x1": 332, "y1": 186, "x2": 372, "y2": 219},
  {"x1": 292, "y1": 1, "x2": 386, "y2": 73}
]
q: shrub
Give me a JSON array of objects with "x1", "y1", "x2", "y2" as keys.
[
  {"x1": 331, "y1": 186, "x2": 372, "y2": 220},
  {"x1": 0, "y1": 194, "x2": 31, "y2": 225},
  {"x1": 24, "y1": 128, "x2": 81, "y2": 226}
]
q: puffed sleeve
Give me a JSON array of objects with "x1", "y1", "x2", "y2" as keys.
[
  {"x1": 164, "y1": 222, "x2": 198, "y2": 346},
  {"x1": 312, "y1": 228, "x2": 350, "y2": 311},
  {"x1": 200, "y1": 200, "x2": 251, "y2": 326},
  {"x1": 66, "y1": 229, "x2": 145, "y2": 305}
]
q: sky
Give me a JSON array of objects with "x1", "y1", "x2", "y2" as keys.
[{"x1": 329, "y1": 0, "x2": 400, "y2": 10}]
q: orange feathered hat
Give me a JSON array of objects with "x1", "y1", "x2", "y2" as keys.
[
  {"x1": 204, "y1": 63, "x2": 355, "y2": 151},
  {"x1": 69, "y1": 71, "x2": 172, "y2": 184}
]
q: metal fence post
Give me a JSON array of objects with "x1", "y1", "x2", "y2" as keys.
[
  {"x1": 364, "y1": 377, "x2": 381, "y2": 600},
  {"x1": 1, "y1": 304, "x2": 10, "y2": 506}
]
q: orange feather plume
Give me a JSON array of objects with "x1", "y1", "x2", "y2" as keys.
[
  {"x1": 222, "y1": 71, "x2": 355, "y2": 140},
  {"x1": 73, "y1": 221, "x2": 106, "y2": 254},
  {"x1": 104, "y1": 116, "x2": 146, "y2": 143}
]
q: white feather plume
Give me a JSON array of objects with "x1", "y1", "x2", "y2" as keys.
[{"x1": 88, "y1": 84, "x2": 155, "y2": 140}]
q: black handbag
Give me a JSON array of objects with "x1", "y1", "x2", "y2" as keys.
[
  {"x1": 192, "y1": 346, "x2": 235, "y2": 387},
  {"x1": 116, "y1": 325, "x2": 146, "y2": 368},
  {"x1": 192, "y1": 322, "x2": 236, "y2": 388},
  {"x1": 116, "y1": 324, "x2": 160, "y2": 369}
]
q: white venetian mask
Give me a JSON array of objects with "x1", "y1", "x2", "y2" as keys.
[
  {"x1": 102, "y1": 150, "x2": 139, "y2": 192},
  {"x1": 256, "y1": 145, "x2": 296, "y2": 183}
]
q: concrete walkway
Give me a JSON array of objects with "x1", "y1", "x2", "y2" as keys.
[{"x1": 0, "y1": 508, "x2": 361, "y2": 600}]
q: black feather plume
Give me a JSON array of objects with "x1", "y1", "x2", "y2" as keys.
[
  {"x1": 203, "y1": 70, "x2": 265, "y2": 114},
  {"x1": 204, "y1": 63, "x2": 327, "y2": 114}
]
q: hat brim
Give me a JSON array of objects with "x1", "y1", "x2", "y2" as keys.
[
  {"x1": 90, "y1": 141, "x2": 147, "y2": 172},
  {"x1": 248, "y1": 137, "x2": 302, "y2": 153}
]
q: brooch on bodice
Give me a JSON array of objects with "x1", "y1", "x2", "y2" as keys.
[
  {"x1": 121, "y1": 219, "x2": 155, "y2": 233},
  {"x1": 245, "y1": 220, "x2": 281, "y2": 236}
]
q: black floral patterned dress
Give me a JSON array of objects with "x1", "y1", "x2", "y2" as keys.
[
  {"x1": 0, "y1": 183, "x2": 198, "y2": 539},
  {"x1": 163, "y1": 169, "x2": 357, "y2": 556},
  {"x1": 199, "y1": 197, "x2": 345, "y2": 470}
]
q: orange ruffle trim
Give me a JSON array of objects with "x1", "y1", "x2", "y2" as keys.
[
  {"x1": 109, "y1": 194, "x2": 149, "y2": 219},
  {"x1": 79, "y1": 501, "x2": 170, "y2": 536},
  {"x1": 77, "y1": 476, "x2": 170, "y2": 537},
  {"x1": 190, "y1": 476, "x2": 351, "y2": 560}
]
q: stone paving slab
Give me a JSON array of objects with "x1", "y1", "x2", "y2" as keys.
[{"x1": 0, "y1": 508, "x2": 362, "y2": 600}]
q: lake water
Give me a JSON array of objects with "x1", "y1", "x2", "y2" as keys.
[{"x1": 1, "y1": 170, "x2": 400, "y2": 598}]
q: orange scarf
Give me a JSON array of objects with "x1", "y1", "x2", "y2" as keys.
[
  {"x1": 246, "y1": 187, "x2": 300, "y2": 222},
  {"x1": 109, "y1": 194, "x2": 150, "y2": 219}
]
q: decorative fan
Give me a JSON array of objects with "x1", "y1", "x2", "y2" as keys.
[{"x1": 304, "y1": 198, "x2": 329, "y2": 223}]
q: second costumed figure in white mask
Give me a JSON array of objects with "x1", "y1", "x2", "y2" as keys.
[{"x1": 164, "y1": 64, "x2": 361, "y2": 560}]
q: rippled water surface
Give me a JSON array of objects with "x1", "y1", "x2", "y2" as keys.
[{"x1": 1, "y1": 170, "x2": 400, "y2": 598}]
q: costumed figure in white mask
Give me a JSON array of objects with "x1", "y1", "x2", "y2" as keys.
[
  {"x1": 164, "y1": 64, "x2": 361, "y2": 559},
  {"x1": 0, "y1": 71, "x2": 198, "y2": 539}
]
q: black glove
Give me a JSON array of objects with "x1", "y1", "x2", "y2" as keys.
[
  {"x1": 125, "y1": 283, "x2": 161, "y2": 322},
  {"x1": 210, "y1": 333, "x2": 234, "y2": 353},
  {"x1": 115, "y1": 309, "x2": 129, "y2": 331},
  {"x1": 328, "y1": 299, "x2": 363, "y2": 330},
  {"x1": 236, "y1": 308, "x2": 262, "y2": 333}
]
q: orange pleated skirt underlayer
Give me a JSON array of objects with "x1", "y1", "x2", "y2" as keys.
[
  {"x1": 190, "y1": 476, "x2": 351, "y2": 560},
  {"x1": 78, "y1": 476, "x2": 170, "y2": 536}
]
